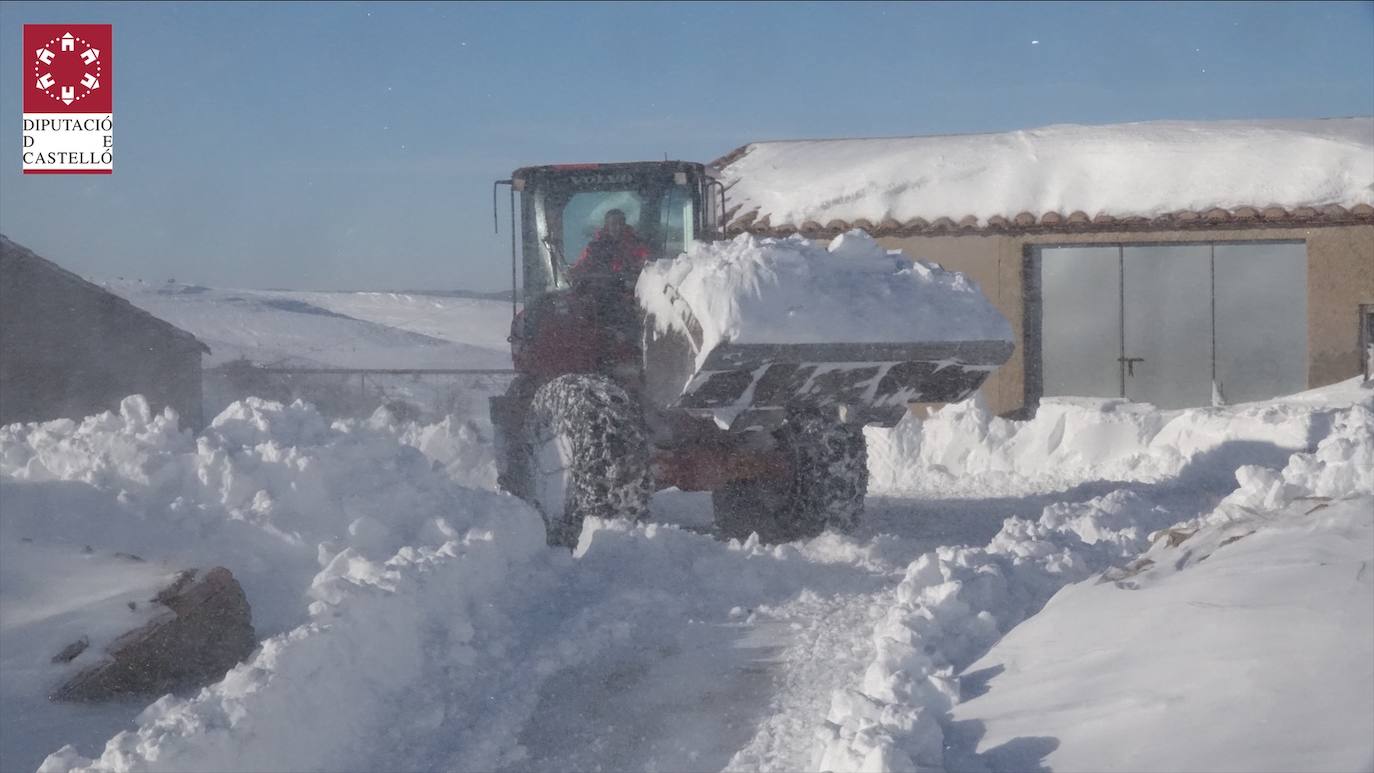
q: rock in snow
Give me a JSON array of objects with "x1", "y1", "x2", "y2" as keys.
[{"x1": 51, "y1": 567, "x2": 255, "y2": 702}]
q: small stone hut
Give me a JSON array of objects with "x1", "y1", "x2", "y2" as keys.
[{"x1": 1, "y1": 235, "x2": 209, "y2": 429}]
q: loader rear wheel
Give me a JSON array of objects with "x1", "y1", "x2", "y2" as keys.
[
  {"x1": 713, "y1": 407, "x2": 868, "y2": 543},
  {"x1": 525, "y1": 374, "x2": 654, "y2": 548}
]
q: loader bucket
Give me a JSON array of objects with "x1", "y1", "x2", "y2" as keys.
[{"x1": 642, "y1": 313, "x2": 1013, "y2": 430}]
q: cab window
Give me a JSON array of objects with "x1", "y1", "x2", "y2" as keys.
[
  {"x1": 561, "y1": 191, "x2": 644, "y2": 266},
  {"x1": 659, "y1": 185, "x2": 695, "y2": 259}
]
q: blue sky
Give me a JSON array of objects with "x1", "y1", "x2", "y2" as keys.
[{"x1": 1, "y1": 1, "x2": 1371, "y2": 291}]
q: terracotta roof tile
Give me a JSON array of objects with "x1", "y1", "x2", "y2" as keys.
[
  {"x1": 720, "y1": 119, "x2": 1373, "y2": 238},
  {"x1": 727, "y1": 204, "x2": 1373, "y2": 237}
]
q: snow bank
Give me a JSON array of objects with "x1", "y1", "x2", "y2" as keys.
[
  {"x1": 637, "y1": 231, "x2": 1012, "y2": 371},
  {"x1": 367, "y1": 407, "x2": 498, "y2": 491},
  {"x1": 865, "y1": 384, "x2": 1372, "y2": 496},
  {"x1": 40, "y1": 530, "x2": 550, "y2": 773},
  {"x1": 722, "y1": 118, "x2": 1374, "y2": 229},
  {"x1": 816, "y1": 488, "x2": 1187, "y2": 772},
  {"x1": 1224, "y1": 402, "x2": 1374, "y2": 508},
  {"x1": 1, "y1": 396, "x2": 545, "y2": 772},
  {"x1": 948, "y1": 407, "x2": 1374, "y2": 773},
  {"x1": 1, "y1": 396, "x2": 526, "y2": 635},
  {"x1": 819, "y1": 400, "x2": 1374, "y2": 772}
]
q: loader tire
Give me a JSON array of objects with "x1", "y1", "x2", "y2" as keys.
[
  {"x1": 492, "y1": 375, "x2": 536, "y2": 501},
  {"x1": 525, "y1": 374, "x2": 654, "y2": 548},
  {"x1": 713, "y1": 407, "x2": 868, "y2": 543}
]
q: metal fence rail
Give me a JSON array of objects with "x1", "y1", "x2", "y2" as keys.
[
  {"x1": 247, "y1": 368, "x2": 518, "y2": 399},
  {"x1": 252, "y1": 368, "x2": 515, "y2": 375},
  {"x1": 203, "y1": 363, "x2": 518, "y2": 419}
]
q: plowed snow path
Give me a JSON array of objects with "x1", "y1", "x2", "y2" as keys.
[
  {"x1": 444, "y1": 482, "x2": 1188, "y2": 773},
  {"x1": 515, "y1": 619, "x2": 787, "y2": 772}
]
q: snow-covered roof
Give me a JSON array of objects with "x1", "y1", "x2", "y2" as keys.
[
  {"x1": 718, "y1": 118, "x2": 1374, "y2": 235},
  {"x1": 0, "y1": 234, "x2": 209, "y2": 354}
]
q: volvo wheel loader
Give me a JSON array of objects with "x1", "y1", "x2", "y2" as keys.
[{"x1": 489, "y1": 161, "x2": 1011, "y2": 547}]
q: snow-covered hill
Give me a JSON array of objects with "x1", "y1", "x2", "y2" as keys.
[
  {"x1": 101, "y1": 280, "x2": 512, "y2": 370},
  {"x1": 1, "y1": 277, "x2": 1371, "y2": 773}
]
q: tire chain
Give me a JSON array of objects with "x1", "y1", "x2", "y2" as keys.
[
  {"x1": 714, "y1": 407, "x2": 868, "y2": 542},
  {"x1": 778, "y1": 407, "x2": 869, "y2": 535},
  {"x1": 526, "y1": 374, "x2": 655, "y2": 547}
]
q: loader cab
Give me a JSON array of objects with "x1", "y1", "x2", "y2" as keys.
[{"x1": 495, "y1": 161, "x2": 725, "y2": 308}]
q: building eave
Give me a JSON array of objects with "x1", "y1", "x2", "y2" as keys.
[{"x1": 726, "y1": 204, "x2": 1374, "y2": 240}]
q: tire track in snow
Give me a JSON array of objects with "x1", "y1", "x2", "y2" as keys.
[{"x1": 725, "y1": 588, "x2": 895, "y2": 772}]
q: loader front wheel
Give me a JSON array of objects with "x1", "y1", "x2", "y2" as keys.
[
  {"x1": 525, "y1": 374, "x2": 654, "y2": 548},
  {"x1": 713, "y1": 407, "x2": 868, "y2": 543}
]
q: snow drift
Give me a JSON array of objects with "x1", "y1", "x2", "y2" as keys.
[
  {"x1": 865, "y1": 382, "x2": 1371, "y2": 496},
  {"x1": 0, "y1": 396, "x2": 531, "y2": 638},
  {"x1": 0, "y1": 396, "x2": 545, "y2": 772},
  {"x1": 949, "y1": 405, "x2": 1374, "y2": 773},
  {"x1": 819, "y1": 399, "x2": 1374, "y2": 772}
]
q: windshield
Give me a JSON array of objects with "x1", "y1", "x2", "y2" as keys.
[
  {"x1": 562, "y1": 190, "x2": 645, "y2": 268},
  {"x1": 524, "y1": 175, "x2": 698, "y2": 298}
]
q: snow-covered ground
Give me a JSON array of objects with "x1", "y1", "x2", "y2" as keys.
[
  {"x1": 101, "y1": 280, "x2": 511, "y2": 370},
  {"x1": 100, "y1": 280, "x2": 517, "y2": 427},
  {"x1": 2, "y1": 278, "x2": 1371, "y2": 773}
]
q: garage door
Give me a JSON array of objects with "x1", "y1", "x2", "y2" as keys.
[{"x1": 1034, "y1": 242, "x2": 1307, "y2": 409}]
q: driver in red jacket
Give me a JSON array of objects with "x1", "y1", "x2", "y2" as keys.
[{"x1": 570, "y1": 209, "x2": 651, "y2": 279}]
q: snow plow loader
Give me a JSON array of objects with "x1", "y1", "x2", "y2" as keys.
[{"x1": 490, "y1": 161, "x2": 1013, "y2": 546}]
